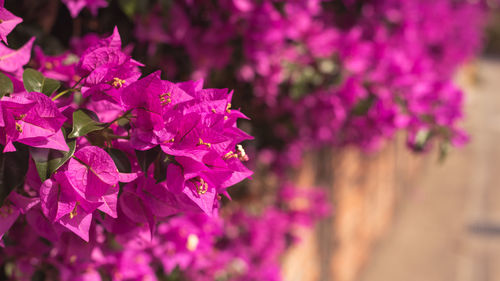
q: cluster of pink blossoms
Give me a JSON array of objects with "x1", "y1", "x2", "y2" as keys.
[
  {"x1": 0, "y1": 0, "x2": 492, "y2": 280},
  {"x1": 0, "y1": 24, "x2": 252, "y2": 239},
  {"x1": 0, "y1": 1, "x2": 322, "y2": 279},
  {"x1": 131, "y1": 0, "x2": 488, "y2": 167}
]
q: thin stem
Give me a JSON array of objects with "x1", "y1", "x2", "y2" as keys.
[
  {"x1": 51, "y1": 88, "x2": 77, "y2": 101},
  {"x1": 51, "y1": 76, "x2": 85, "y2": 101}
]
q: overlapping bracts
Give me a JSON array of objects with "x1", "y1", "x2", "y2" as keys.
[
  {"x1": 0, "y1": 0, "x2": 491, "y2": 280},
  {"x1": 133, "y1": 0, "x2": 487, "y2": 167},
  {"x1": 0, "y1": 4, "x2": 258, "y2": 279}
]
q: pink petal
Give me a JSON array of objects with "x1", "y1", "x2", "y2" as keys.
[
  {"x1": 183, "y1": 182, "x2": 216, "y2": 216},
  {"x1": 19, "y1": 130, "x2": 69, "y2": 151},
  {"x1": 25, "y1": 207, "x2": 60, "y2": 241},
  {"x1": 0, "y1": 37, "x2": 34, "y2": 73},
  {"x1": 39, "y1": 178, "x2": 77, "y2": 222},
  {"x1": 7, "y1": 192, "x2": 39, "y2": 214},
  {"x1": 97, "y1": 188, "x2": 118, "y2": 218},
  {"x1": 165, "y1": 163, "x2": 184, "y2": 193},
  {"x1": 0, "y1": 7, "x2": 23, "y2": 44},
  {"x1": 68, "y1": 146, "x2": 119, "y2": 199},
  {"x1": 58, "y1": 206, "x2": 92, "y2": 242},
  {"x1": 118, "y1": 172, "x2": 138, "y2": 183}
]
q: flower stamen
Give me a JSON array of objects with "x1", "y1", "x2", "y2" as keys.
[
  {"x1": 160, "y1": 93, "x2": 172, "y2": 105},
  {"x1": 111, "y1": 77, "x2": 126, "y2": 89},
  {"x1": 192, "y1": 177, "x2": 208, "y2": 195},
  {"x1": 236, "y1": 144, "x2": 249, "y2": 161},
  {"x1": 198, "y1": 138, "x2": 211, "y2": 148},
  {"x1": 70, "y1": 202, "x2": 79, "y2": 219},
  {"x1": 223, "y1": 151, "x2": 238, "y2": 160}
]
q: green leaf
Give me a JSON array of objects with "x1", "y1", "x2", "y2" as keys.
[
  {"x1": 0, "y1": 72, "x2": 13, "y2": 97},
  {"x1": 23, "y1": 68, "x2": 61, "y2": 96},
  {"x1": 31, "y1": 139, "x2": 76, "y2": 182},
  {"x1": 69, "y1": 109, "x2": 106, "y2": 138},
  {"x1": 30, "y1": 269, "x2": 46, "y2": 281},
  {"x1": 352, "y1": 95, "x2": 376, "y2": 116},
  {"x1": 107, "y1": 148, "x2": 132, "y2": 173},
  {"x1": 0, "y1": 144, "x2": 29, "y2": 206},
  {"x1": 118, "y1": 0, "x2": 148, "y2": 18},
  {"x1": 154, "y1": 153, "x2": 170, "y2": 183},
  {"x1": 86, "y1": 128, "x2": 112, "y2": 147},
  {"x1": 135, "y1": 146, "x2": 161, "y2": 173}
]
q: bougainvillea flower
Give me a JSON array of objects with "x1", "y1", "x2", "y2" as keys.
[
  {"x1": 182, "y1": 177, "x2": 217, "y2": 216},
  {"x1": 7, "y1": 192, "x2": 39, "y2": 214},
  {"x1": 40, "y1": 178, "x2": 79, "y2": 222},
  {"x1": 25, "y1": 206, "x2": 61, "y2": 241},
  {"x1": 119, "y1": 183, "x2": 156, "y2": 235},
  {"x1": 112, "y1": 250, "x2": 157, "y2": 281},
  {"x1": 80, "y1": 62, "x2": 142, "y2": 102},
  {"x1": 62, "y1": 0, "x2": 108, "y2": 18},
  {"x1": 49, "y1": 146, "x2": 137, "y2": 229},
  {"x1": 33, "y1": 46, "x2": 78, "y2": 84},
  {"x1": 65, "y1": 146, "x2": 120, "y2": 200},
  {"x1": 0, "y1": 94, "x2": 34, "y2": 151},
  {"x1": 0, "y1": 0, "x2": 22, "y2": 44},
  {"x1": 136, "y1": 175, "x2": 181, "y2": 217},
  {"x1": 0, "y1": 92, "x2": 68, "y2": 152},
  {"x1": 16, "y1": 92, "x2": 68, "y2": 149},
  {"x1": 0, "y1": 0, "x2": 488, "y2": 280},
  {"x1": 77, "y1": 28, "x2": 142, "y2": 101},
  {"x1": 40, "y1": 171, "x2": 103, "y2": 241},
  {"x1": 57, "y1": 205, "x2": 93, "y2": 241},
  {"x1": 0, "y1": 37, "x2": 34, "y2": 74},
  {"x1": 77, "y1": 27, "x2": 130, "y2": 74},
  {"x1": 152, "y1": 213, "x2": 222, "y2": 273},
  {"x1": 121, "y1": 71, "x2": 165, "y2": 132}
]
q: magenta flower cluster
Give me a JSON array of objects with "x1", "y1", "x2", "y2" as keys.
[
  {"x1": 0, "y1": 2, "x2": 312, "y2": 279},
  {"x1": 0, "y1": 0, "x2": 491, "y2": 280},
  {"x1": 132, "y1": 0, "x2": 487, "y2": 167},
  {"x1": 1, "y1": 23, "x2": 252, "y2": 239}
]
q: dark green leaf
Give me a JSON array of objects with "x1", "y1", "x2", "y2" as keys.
[
  {"x1": 352, "y1": 95, "x2": 376, "y2": 116},
  {"x1": 0, "y1": 144, "x2": 29, "y2": 206},
  {"x1": 290, "y1": 81, "x2": 309, "y2": 100},
  {"x1": 0, "y1": 73, "x2": 13, "y2": 98},
  {"x1": 154, "y1": 153, "x2": 170, "y2": 183},
  {"x1": 118, "y1": 0, "x2": 149, "y2": 18},
  {"x1": 69, "y1": 109, "x2": 106, "y2": 138},
  {"x1": 135, "y1": 146, "x2": 161, "y2": 173},
  {"x1": 107, "y1": 148, "x2": 132, "y2": 173},
  {"x1": 30, "y1": 269, "x2": 46, "y2": 281},
  {"x1": 86, "y1": 128, "x2": 112, "y2": 147},
  {"x1": 31, "y1": 139, "x2": 76, "y2": 182},
  {"x1": 30, "y1": 148, "x2": 49, "y2": 181},
  {"x1": 23, "y1": 68, "x2": 61, "y2": 96}
]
